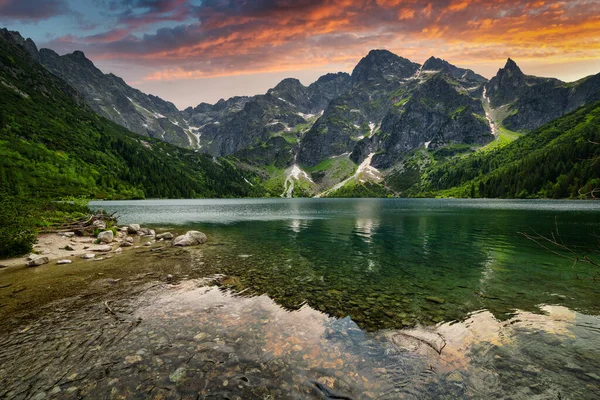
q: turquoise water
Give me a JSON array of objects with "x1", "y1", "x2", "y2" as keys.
[{"x1": 92, "y1": 198, "x2": 600, "y2": 327}]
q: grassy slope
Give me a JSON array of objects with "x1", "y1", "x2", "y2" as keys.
[{"x1": 0, "y1": 35, "x2": 265, "y2": 199}]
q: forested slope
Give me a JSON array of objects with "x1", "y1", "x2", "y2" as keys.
[
  {"x1": 0, "y1": 29, "x2": 265, "y2": 199},
  {"x1": 402, "y1": 101, "x2": 600, "y2": 198}
]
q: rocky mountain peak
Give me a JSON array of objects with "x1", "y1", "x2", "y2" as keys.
[
  {"x1": 486, "y1": 57, "x2": 527, "y2": 107},
  {"x1": 422, "y1": 56, "x2": 451, "y2": 72},
  {"x1": 351, "y1": 49, "x2": 420, "y2": 83},
  {"x1": 0, "y1": 28, "x2": 39, "y2": 61},
  {"x1": 504, "y1": 58, "x2": 522, "y2": 73}
]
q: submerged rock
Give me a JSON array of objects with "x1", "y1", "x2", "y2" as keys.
[
  {"x1": 426, "y1": 296, "x2": 445, "y2": 304},
  {"x1": 26, "y1": 257, "x2": 49, "y2": 267},
  {"x1": 81, "y1": 254, "x2": 95, "y2": 260},
  {"x1": 173, "y1": 231, "x2": 207, "y2": 247},
  {"x1": 97, "y1": 230, "x2": 114, "y2": 243},
  {"x1": 56, "y1": 259, "x2": 72, "y2": 265}
]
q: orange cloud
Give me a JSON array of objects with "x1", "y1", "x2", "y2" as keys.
[{"x1": 42, "y1": 0, "x2": 600, "y2": 84}]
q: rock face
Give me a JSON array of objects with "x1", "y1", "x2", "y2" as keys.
[
  {"x1": 173, "y1": 231, "x2": 208, "y2": 247},
  {"x1": 38, "y1": 49, "x2": 193, "y2": 148},
  {"x1": 26, "y1": 257, "x2": 49, "y2": 267},
  {"x1": 373, "y1": 73, "x2": 492, "y2": 168},
  {"x1": 485, "y1": 58, "x2": 600, "y2": 132},
  {"x1": 97, "y1": 231, "x2": 114, "y2": 244}
]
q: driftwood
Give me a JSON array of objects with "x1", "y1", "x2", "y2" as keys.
[{"x1": 40, "y1": 210, "x2": 118, "y2": 234}]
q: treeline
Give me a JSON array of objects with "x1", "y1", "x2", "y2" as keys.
[
  {"x1": 0, "y1": 33, "x2": 266, "y2": 200},
  {"x1": 410, "y1": 101, "x2": 600, "y2": 199}
]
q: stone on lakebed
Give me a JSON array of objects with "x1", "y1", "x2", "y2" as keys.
[{"x1": 172, "y1": 231, "x2": 207, "y2": 247}]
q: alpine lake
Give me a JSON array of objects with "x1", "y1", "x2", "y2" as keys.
[{"x1": 1, "y1": 198, "x2": 600, "y2": 399}]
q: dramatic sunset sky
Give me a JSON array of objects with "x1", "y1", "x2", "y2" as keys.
[{"x1": 1, "y1": 0, "x2": 599, "y2": 108}]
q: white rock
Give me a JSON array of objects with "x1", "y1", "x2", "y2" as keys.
[
  {"x1": 97, "y1": 230, "x2": 114, "y2": 243},
  {"x1": 26, "y1": 257, "x2": 49, "y2": 267},
  {"x1": 127, "y1": 224, "x2": 141, "y2": 234},
  {"x1": 61, "y1": 232, "x2": 75, "y2": 238},
  {"x1": 57, "y1": 259, "x2": 72, "y2": 265},
  {"x1": 92, "y1": 220, "x2": 106, "y2": 230},
  {"x1": 90, "y1": 245, "x2": 112, "y2": 252},
  {"x1": 156, "y1": 232, "x2": 173, "y2": 240},
  {"x1": 173, "y1": 231, "x2": 207, "y2": 247},
  {"x1": 82, "y1": 254, "x2": 95, "y2": 259},
  {"x1": 114, "y1": 247, "x2": 123, "y2": 254}
]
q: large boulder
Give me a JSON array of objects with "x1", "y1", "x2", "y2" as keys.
[
  {"x1": 172, "y1": 231, "x2": 207, "y2": 247},
  {"x1": 97, "y1": 230, "x2": 114, "y2": 243},
  {"x1": 26, "y1": 257, "x2": 49, "y2": 267},
  {"x1": 127, "y1": 224, "x2": 141, "y2": 234}
]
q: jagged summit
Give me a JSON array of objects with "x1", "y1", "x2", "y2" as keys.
[
  {"x1": 422, "y1": 56, "x2": 452, "y2": 72},
  {"x1": 0, "y1": 28, "x2": 39, "y2": 60},
  {"x1": 351, "y1": 49, "x2": 420, "y2": 82}
]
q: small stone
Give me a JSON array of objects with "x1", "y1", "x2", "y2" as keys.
[
  {"x1": 156, "y1": 232, "x2": 173, "y2": 240},
  {"x1": 82, "y1": 254, "x2": 95, "y2": 260},
  {"x1": 92, "y1": 220, "x2": 106, "y2": 230},
  {"x1": 166, "y1": 274, "x2": 174, "y2": 282},
  {"x1": 149, "y1": 230, "x2": 156, "y2": 236},
  {"x1": 169, "y1": 366, "x2": 187, "y2": 383},
  {"x1": 426, "y1": 296, "x2": 445, "y2": 304},
  {"x1": 57, "y1": 259, "x2": 72, "y2": 265},
  {"x1": 64, "y1": 244, "x2": 75, "y2": 251},
  {"x1": 194, "y1": 332, "x2": 207, "y2": 341},
  {"x1": 114, "y1": 248, "x2": 122, "y2": 254},
  {"x1": 144, "y1": 242, "x2": 152, "y2": 247},
  {"x1": 26, "y1": 257, "x2": 49, "y2": 267},
  {"x1": 61, "y1": 232, "x2": 75, "y2": 238},
  {"x1": 586, "y1": 373, "x2": 600, "y2": 381},
  {"x1": 94, "y1": 257, "x2": 105, "y2": 261},
  {"x1": 120, "y1": 242, "x2": 133, "y2": 248},
  {"x1": 32, "y1": 392, "x2": 46, "y2": 400},
  {"x1": 90, "y1": 245, "x2": 112, "y2": 252},
  {"x1": 97, "y1": 230, "x2": 114, "y2": 243},
  {"x1": 127, "y1": 224, "x2": 141, "y2": 234},
  {"x1": 125, "y1": 355, "x2": 142, "y2": 364},
  {"x1": 125, "y1": 236, "x2": 134, "y2": 243}
]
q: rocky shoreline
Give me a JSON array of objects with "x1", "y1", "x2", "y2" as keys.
[{"x1": 0, "y1": 223, "x2": 208, "y2": 269}]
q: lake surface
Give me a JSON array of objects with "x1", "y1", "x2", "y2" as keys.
[{"x1": 2, "y1": 199, "x2": 600, "y2": 399}]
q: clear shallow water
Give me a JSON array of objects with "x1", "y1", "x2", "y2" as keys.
[
  {"x1": 1, "y1": 199, "x2": 599, "y2": 399},
  {"x1": 92, "y1": 198, "x2": 600, "y2": 326}
]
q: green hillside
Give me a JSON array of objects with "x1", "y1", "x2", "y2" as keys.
[
  {"x1": 389, "y1": 101, "x2": 600, "y2": 199},
  {"x1": 0, "y1": 32, "x2": 265, "y2": 200}
]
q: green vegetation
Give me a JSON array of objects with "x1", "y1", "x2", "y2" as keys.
[
  {"x1": 0, "y1": 33, "x2": 265, "y2": 200},
  {"x1": 0, "y1": 194, "x2": 90, "y2": 257},
  {"x1": 399, "y1": 101, "x2": 600, "y2": 198},
  {"x1": 478, "y1": 126, "x2": 523, "y2": 154},
  {"x1": 327, "y1": 181, "x2": 390, "y2": 198}
]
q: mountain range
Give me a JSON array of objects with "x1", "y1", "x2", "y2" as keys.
[{"x1": 2, "y1": 28, "x2": 599, "y2": 199}]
